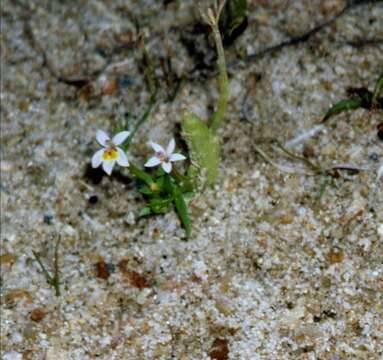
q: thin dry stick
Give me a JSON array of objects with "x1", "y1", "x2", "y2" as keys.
[
  {"x1": 53, "y1": 234, "x2": 61, "y2": 297},
  {"x1": 253, "y1": 145, "x2": 313, "y2": 175},
  {"x1": 32, "y1": 234, "x2": 61, "y2": 297},
  {"x1": 273, "y1": 141, "x2": 322, "y2": 174},
  {"x1": 255, "y1": 142, "x2": 368, "y2": 177}
]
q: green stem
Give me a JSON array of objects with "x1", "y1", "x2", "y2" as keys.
[
  {"x1": 128, "y1": 162, "x2": 154, "y2": 186},
  {"x1": 170, "y1": 167, "x2": 194, "y2": 192},
  {"x1": 32, "y1": 234, "x2": 62, "y2": 297},
  {"x1": 317, "y1": 176, "x2": 331, "y2": 200},
  {"x1": 173, "y1": 185, "x2": 192, "y2": 237},
  {"x1": 126, "y1": 93, "x2": 157, "y2": 148},
  {"x1": 210, "y1": 20, "x2": 229, "y2": 133},
  {"x1": 372, "y1": 71, "x2": 383, "y2": 105},
  {"x1": 32, "y1": 251, "x2": 54, "y2": 284}
]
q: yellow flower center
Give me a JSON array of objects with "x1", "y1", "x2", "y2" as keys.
[
  {"x1": 103, "y1": 147, "x2": 118, "y2": 160},
  {"x1": 150, "y1": 182, "x2": 159, "y2": 192}
]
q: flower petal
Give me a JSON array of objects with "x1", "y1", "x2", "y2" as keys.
[
  {"x1": 102, "y1": 160, "x2": 116, "y2": 175},
  {"x1": 96, "y1": 129, "x2": 110, "y2": 146},
  {"x1": 166, "y1": 138, "x2": 175, "y2": 155},
  {"x1": 162, "y1": 161, "x2": 172, "y2": 173},
  {"x1": 91, "y1": 149, "x2": 104, "y2": 168},
  {"x1": 112, "y1": 131, "x2": 130, "y2": 146},
  {"x1": 149, "y1": 142, "x2": 165, "y2": 153},
  {"x1": 116, "y1": 147, "x2": 129, "y2": 167},
  {"x1": 169, "y1": 153, "x2": 186, "y2": 162},
  {"x1": 145, "y1": 156, "x2": 162, "y2": 167}
]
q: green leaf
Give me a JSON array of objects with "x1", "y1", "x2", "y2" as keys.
[
  {"x1": 346, "y1": 88, "x2": 373, "y2": 109},
  {"x1": 182, "y1": 192, "x2": 194, "y2": 201},
  {"x1": 219, "y1": 0, "x2": 248, "y2": 46},
  {"x1": 149, "y1": 197, "x2": 173, "y2": 214},
  {"x1": 174, "y1": 189, "x2": 192, "y2": 237},
  {"x1": 373, "y1": 71, "x2": 383, "y2": 104},
  {"x1": 322, "y1": 97, "x2": 363, "y2": 122},
  {"x1": 138, "y1": 206, "x2": 151, "y2": 218},
  {"x1": 182, "y1": 113, "x2": 220, "y2": 188},
  {"x1": 359, "y1": 89, "x2": 373, "y2": 109},
  {"x1": 139, "y1": 186, "x2": 153, "y2": 195},
  {"x1": 162, "y1": 174, "x2": 174, "y2": 194}
]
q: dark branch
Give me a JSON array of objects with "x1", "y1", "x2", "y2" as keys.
[{"x1": 229, "y1": 0, "x2": 381, "y2": 68}]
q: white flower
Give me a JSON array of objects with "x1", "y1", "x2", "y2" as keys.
[
  {"x1": 144, "y1": 138, "x2": 186, "y2": 173},
  {"x1": 91, "y1": 130, "x2": 130, "y2": 175}
]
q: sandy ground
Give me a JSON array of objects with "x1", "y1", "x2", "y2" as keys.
[{"x1": 1, "y1": 0, "x2": 383, "y2": 359}]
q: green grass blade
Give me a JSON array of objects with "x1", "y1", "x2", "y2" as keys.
[
  {"x1": 322, "y1": 97, "x2": 363, "y2": 122},
  {"x1": 372, "y1": 71, "x2": 383, "y2": 104},
  {"x1": 32, "y1": 251, "x2": 53, "y2": 284},
  {"x1": 174, "y1": 191, "x2": 192, "y2": 237},
  {"x1": 219, "y1": 0, "x2": 248, "y2": 45}
]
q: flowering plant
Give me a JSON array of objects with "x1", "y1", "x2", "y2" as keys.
[
  {"x1": 89, "y1": 1, "x2": 229, "y2": 237},
  {"x1": 91, "y1": 131, "x2": 192, "y2": 235}
]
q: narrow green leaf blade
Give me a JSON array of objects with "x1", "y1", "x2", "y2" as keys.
[
  {"x1": 32, "y1": 251, "x2": 54, "y2": 284},
  {"x1": 128, "y1": 163, "x2": 154, "y2": 186},
  {"x1": 162, "y1": 174, "x2": 174, "y2": 194},
  {"x1": 138, "y1": 206, "x2": 151, "y2": 218},
  {"x1": 149, "y1": 197, "x2": 173, "y2": 214},
  {"x1": 139, "y1": 186, "x2": 153, "y2": 195},
  {"x1": 219, "y1": 0, "x2": 248, "y2": 46},
  {"x1": 346, "y1": 88, "x2": 373, "y2": 109},
  {"x1": 174, "y1": 192, "x2": 192, "y2": 237},
  {"x1": 373, "y1": 71, "x2": 383, "y2": 104},
  {"x1": 322, "y1": 97, "x2": 363, "y2": 122}
]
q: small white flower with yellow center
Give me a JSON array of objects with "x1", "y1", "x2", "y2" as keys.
[
  {"x1": 91, "y1": 130, "x2": 130, "y2": 175},
  {"x1": 145, "y1": 138, "x2": 186, "y2": 173}
]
